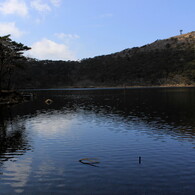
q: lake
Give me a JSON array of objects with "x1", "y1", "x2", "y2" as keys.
[{"x1": 0, "y1": 87, "x2": 195, "y2": 194}]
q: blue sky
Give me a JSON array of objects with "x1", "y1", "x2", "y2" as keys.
[{"x1": 0, "y1": 0, "x2": 194, "y2": 60}]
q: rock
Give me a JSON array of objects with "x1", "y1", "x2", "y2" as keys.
[{"x1": 45, "y1": 99, "x2": 53, "y2": 105}]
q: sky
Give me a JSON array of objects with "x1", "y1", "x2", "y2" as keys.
[{"x1": 0, "y1": 0, "x2": 194, "y2": 61}]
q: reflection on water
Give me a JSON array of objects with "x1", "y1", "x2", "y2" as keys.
[
  {"x1": 0, "y1": 87, "x2": 195, "y2": 194},
  {"x1": 0, "y1": 109, "x2": 31, "y2": 163}
]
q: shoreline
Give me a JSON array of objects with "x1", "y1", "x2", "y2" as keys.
[
  {"x1": 19, "y1": 84, "x2": 195, "y2": 91},
  {"x1": 0, "y1": 90, "x2": 32, "y2": 105},
  {"x1": 1, "y1": 85, "x2": 194, "y2": 105}
]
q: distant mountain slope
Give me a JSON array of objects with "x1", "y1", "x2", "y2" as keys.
[
  {"x1": 116, "y1": 31, "x2": 195, "y2": 57},
  {"x1": 14, "y1": 31, "x2": 195, "y2": 88}
]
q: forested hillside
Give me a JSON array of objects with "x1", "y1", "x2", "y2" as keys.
[{"x1": 13, "y1": 31, "x2": 195, "y2": 88}]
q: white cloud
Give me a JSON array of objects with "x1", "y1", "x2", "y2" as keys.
[
  {"x1": 50, "y1": 0, "x2": 61, "y2": 7},
  {"x1": 100, "y1": 13, "x2": 113, "y2": 18},
  {"x1": 35, "y1": 18, "x2": 42, "y2": 24},
  {"x1": 31, "y1": 0, "x2": 51, "y2": 12},
  {"x1": 55, "y1": 33, "x2": 80, "y2": 40},
  {"x1": 0, "y1": 22, "x2": 25, "y2": 38},
  {"x1": 27, "y1": 39, "x2": 76, "y2": 60},
  {"x1": 0, "y1": 0, "x2": 28, "y2": 16}
]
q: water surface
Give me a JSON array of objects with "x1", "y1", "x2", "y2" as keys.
[{"x1": 0, "y1": 87, "x2": 195, "y2": 194}]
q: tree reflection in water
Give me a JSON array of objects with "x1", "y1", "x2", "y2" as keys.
[
  {"x1": 2, "y1": 87, "x2": 195, "y2": 142},
  {"x1": 0, "y1": 107, "x2": 31, "y2": 165},
  {"x1": 0, "y1": 88, "x2": 195, "y2": 194}
]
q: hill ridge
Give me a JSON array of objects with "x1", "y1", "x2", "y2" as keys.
[
  {"x1": 11, "y1": 31, "x2": 195, "y2": 88},
  {"x1": 112, "y1": 31, "x2": 195, "y2": 58}
]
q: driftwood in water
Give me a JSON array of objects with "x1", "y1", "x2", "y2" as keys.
[{"x1": 79, "y1": 158, "x2": 100, "y2": 167}]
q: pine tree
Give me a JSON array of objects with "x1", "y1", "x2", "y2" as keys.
[{"x1": 0, "y1": 35, "x2": 30, "y2": 90}]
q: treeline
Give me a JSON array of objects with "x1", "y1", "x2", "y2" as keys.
[{"x1": 2, "y1": 32, "x2": 195, "y2": 89}]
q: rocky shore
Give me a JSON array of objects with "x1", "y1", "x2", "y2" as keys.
[{"x1": 0, "y1": 90, "x2": 31, "y2": 105}]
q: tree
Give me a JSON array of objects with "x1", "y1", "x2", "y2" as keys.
[{"x1": 0, "y1": 35, "x2": 30, "y2": 90}]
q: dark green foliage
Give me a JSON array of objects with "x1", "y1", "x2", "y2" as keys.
[
  {"x1": 0, "y1": 35, "x2": 30, "y2": 90},
  {"x1": 12, "y1": 31, "x2": 195, "y2": 88}
]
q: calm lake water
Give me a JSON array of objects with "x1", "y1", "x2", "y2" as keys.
[{"x1": 0, "y1": 87, "x2": 195, "y2": 194}]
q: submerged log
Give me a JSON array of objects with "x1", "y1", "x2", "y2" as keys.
[{"x1": 79, "y1": 158, "x2": 100, "y2": 167}]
